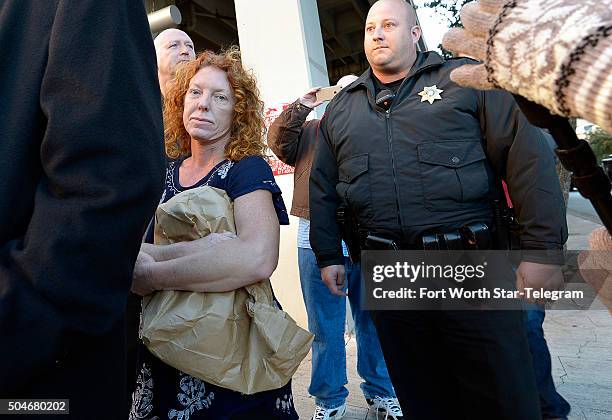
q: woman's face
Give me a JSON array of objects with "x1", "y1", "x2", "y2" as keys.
[{"x1": 183, "y1": 66, "x2": 235, "y2": 145}]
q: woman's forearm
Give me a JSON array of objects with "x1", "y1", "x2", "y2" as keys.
[
  {"x1": 144, "y1": 189, "x2": 281, "y2": 293},
  {"x1": 149, "y1": 236, "x2": 278, "y2": 292},
  {"x1": 145, "y1": 233, "x2": 236, "y2": 262}
]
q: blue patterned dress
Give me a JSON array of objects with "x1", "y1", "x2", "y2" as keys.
[{"x1": 129, "y1": 156, "x2": 298, "y2": 420}]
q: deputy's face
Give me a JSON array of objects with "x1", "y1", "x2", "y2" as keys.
[
  {"x1": 364, "y1": 0, "x2": 420, "y2": 75},
  {"x1": 155, "y1": 30, "x2": 195, "y2": 76}
]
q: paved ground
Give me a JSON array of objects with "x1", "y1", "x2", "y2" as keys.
[
  {"x1": 292, "y1": 208, "x2": 612, "y2": 419},
  {"x1": 568, "y1": 191, "x2": 604, "y2": 225}
]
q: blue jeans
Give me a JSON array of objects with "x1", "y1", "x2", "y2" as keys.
[
  {"x1": 298, "y1": 247, "x2": 395, "y2": 409},
  {"x1": 524, "y1": 304, "x2": 571, "y2": 419}
]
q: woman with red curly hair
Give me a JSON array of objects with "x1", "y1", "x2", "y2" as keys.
[{"x1": 129, "y1": 48, "x2": 297, "y2": 419}]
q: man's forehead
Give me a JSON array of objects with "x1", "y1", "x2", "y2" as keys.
[
  {"x1": 366, "y1": 15, "x2": 400, "y2": 25},
  {"x1": 155, "y1": 30, "x2": 193, "y2": 46},
  {"x1": 366, "y1": 0, "x2": 411, "y2": 23},
  {"x1": 163, "y1": 35, "x2": 193, "y2": 46}
]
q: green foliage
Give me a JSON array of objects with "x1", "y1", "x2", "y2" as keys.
[{"x1": 587, "y1": 127, "x2": 612, "y2": 163}]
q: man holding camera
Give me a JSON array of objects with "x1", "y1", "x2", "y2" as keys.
[
  {"x1": 309, "y1": 0, "x2": 567, "y2": 418},
  {"x1": 268, "y1": 77, "x2": 402, "y2": 420}
]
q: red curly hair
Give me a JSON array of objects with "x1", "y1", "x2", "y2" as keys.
[{"x1": 163, "y1": 47, "x2": 266, "y2": 160}]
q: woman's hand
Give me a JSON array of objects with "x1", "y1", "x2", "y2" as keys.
[
  {"x1": 140, "y1": 242, "x2": 164, "y2": 261},
  {"x1": 131, "y1": 251, "x2": 157, "y2": 296}
]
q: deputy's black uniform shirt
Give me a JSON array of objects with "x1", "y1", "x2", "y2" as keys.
[{"x1": 309, "y1": 52, "x2": 567, "y2": 268}]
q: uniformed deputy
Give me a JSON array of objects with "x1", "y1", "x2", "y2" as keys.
[{"x1": 309, "y1": 0, "x2": 568, "y2": 418}]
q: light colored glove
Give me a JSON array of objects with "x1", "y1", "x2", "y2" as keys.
[{"x1": 442, "y1": 0, "x2": 612, "y2": 132}]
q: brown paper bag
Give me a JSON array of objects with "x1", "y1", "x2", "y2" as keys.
[{"x1": 140, "y1": 186, "x2": 313, "y2": 394}]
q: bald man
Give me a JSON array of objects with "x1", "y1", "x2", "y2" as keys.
[
  {"x1": 154, "y1": 28, "x2": 195, "y2": 96},
  {"x1": 310, "y1": 0, "x2": 567, "y2": 418}
]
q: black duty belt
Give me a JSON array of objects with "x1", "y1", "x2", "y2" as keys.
[{"x1": 361, "y1": 222, "x2": 492, "y2": 251}]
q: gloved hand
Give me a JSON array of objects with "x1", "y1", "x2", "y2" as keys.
[{"x1": 442, "y1": 0, "x2": 612, "y2": 132}]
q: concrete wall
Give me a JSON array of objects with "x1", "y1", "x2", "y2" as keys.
[{"x1": 235, "y1": 0, "x2": 330, "y2": 328}]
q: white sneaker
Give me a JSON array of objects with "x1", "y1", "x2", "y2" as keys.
[
  {"x1": 311, "y1": 403, "x2": 347, "y2": 420},
  {"x1": 367, "y1": 396, "x2": 403, "y2": 419}
]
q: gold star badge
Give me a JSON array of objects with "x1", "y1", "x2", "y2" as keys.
[{"x1": 418, "y1": 85, "x2": 443, "y2": 104}]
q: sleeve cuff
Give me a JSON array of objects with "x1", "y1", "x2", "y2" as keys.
[
  {"x1": 315, "y1": 250, "x2": 344, "y2": 268},
  {"x1": 520, "y1": 242, "x2": 565, "y2": 265},
  {"x1": 293, "y1": 100, "x2": 313, "y2": 120}
]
